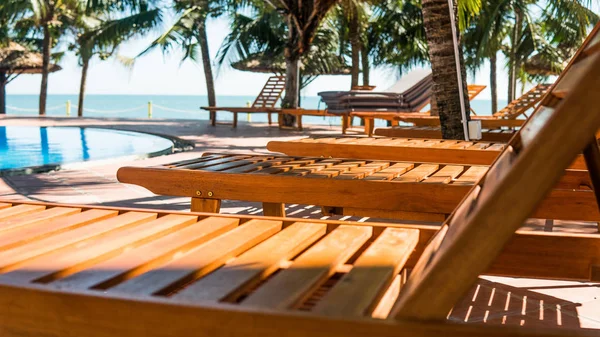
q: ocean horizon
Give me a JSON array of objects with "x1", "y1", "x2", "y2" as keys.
[{"x1": 5, "y1": 94, "x2": 507, "y2": 127}]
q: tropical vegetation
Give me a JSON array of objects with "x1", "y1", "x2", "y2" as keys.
[{"x1": 0, "y1": 0, "x2": 597, "y2": 136}]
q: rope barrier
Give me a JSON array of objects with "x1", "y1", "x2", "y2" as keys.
[
  {"x1": 6, "y1": 104, "x2": 63, "y2": 112},
  {"x1": 79, "y1": 105, "x2": 146, "y2": 113},
  {"x1": 152, "y1": 103, "x2": 199, "y2": 114}
]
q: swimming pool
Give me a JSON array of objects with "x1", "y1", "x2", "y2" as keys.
[{"x1": 0, "y1": 126, "x2": 174, "y2": 172}]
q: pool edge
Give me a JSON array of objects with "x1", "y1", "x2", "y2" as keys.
[{"x1": 0, "y1": 127, "x2": 193, "y2": 177}]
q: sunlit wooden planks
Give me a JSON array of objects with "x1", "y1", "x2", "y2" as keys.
[
  {"x1": 242, "y1": 225, "x2": 372, "y2": 309},
  {"x1": 0, "y1": 212, "x2": 157, "y2": 273},
  {"x1": 0, "y1": 204, "x2": 46, "y2": 221},
  {"x1": 1, "y1": 214, "x2": 200, "y2": 284},
  {"x1": 108, "y1": 219, "x2": 282, "y2": 296},
  {"x1": 52, "y1": 216, "x2": 239, "y2": 291},
  {"x1": 173, "y1": 222, "x2": 326, "y2": 303},
  {"x1": 0, "y1": 207, "x2": 81, "y2": 233},
  {"x1": 313, "y1": 228, "x2": 419, "y2": 317},
  {"x1": 0, "y1": 209, "x2": 118, "y2": 251}
]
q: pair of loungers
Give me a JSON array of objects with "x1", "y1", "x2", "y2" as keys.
[{"x1": 1, "y1": 22, "x2": 600, "y2": 337}]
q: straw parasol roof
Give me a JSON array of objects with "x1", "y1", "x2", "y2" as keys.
[
  {"x1": 0, "y1": 42, "x2": 61, "y2": 75},
  {"x1": 523, "y1": 53, "x2": 568, "y2": 77},
  {"x1": 231, "y1": 52, "x2": 351, "y2": 76}
]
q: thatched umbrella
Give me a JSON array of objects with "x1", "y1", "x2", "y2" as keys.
[
  {"x1": 231, "y1": 52, "x2": 351, "y2": 86},
  {"x1": 0, "y1": 42, "x2": 62, "y2": 114},
  {"x1": 523, "y1": 53, "x2": 568, "y2": 77}
]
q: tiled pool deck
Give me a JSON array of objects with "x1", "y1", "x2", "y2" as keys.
[{"x1": 1, "y1": 115, "x2": 599, "y2": 330}]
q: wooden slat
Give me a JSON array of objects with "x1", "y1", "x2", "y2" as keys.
[
  {"x1": 0, "y1": 204, "x2": 46, "y2": 221},
  {"x1": 201, "y1": 157, "x2": 272, "y2": 172},
  {"x1": 312, "y1": 228, "x2": 419, "y2": 317},
  {"x1": 108, "y1": 219, "x2": 282, "y2": 296},
  {"x1": 52, "y1": 217, "x2": 239, "y2": 291},
  {"x1": 453, "y1": 166, "x2": 487, "y2": 185},
  {"x1": 2, "y1": 214, "x2": 200, "y2": 284},
  {"x1": 0, "y1": 207, "x2": 81, "y2": 233},
  {"x1": 363, "y1": 163, "x2": 414, "y2": 181},
  {"x1": 422, "y1": 166, "x2": 464, "y2": 184},
  {"x1": 0, "y1": 212, "x2": 157, "y2": 273},
  {"x1": 393, "y1": 164, "x2": 439, "y2": 182},
  {"x1": 179, "y1": 156, "x2": 249, "y2": 170},
  {"x1": 173, "y1": 222, "x2": 327, "y2": 303},
  {"x1": 0, "y1": 203, "x2": 11, "y2": 210},
  {"x1": 167, "y1": 154, "x2": 226, "y2": 168},
  {"x1": 242, "y1": 225, "x2": 372, "y2": 309},
  {"x1": 0, "y1": 210, "x2": 118, "y2": 252}
]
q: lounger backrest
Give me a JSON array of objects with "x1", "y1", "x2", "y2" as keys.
[
  {"x1": 391, "y1": 23, "x2": 600, "y2": 321},
  {"x1": 252, "y1": 75, "x2": 286, "y2": 108},
  {"x1": 493, "y1": 84, "x2": 552, "y2": 119}
]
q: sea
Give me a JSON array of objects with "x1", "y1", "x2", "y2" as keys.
[{"x1": 5, "y1": 95, "x2": 507, "y2": 128}]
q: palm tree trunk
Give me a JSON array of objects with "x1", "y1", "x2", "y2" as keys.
[
  {"x1": 490, "y1": 52, "x2": 498, "y2": 113},
  {"x1": 197, "y1": 11, "x2": 217, "y2": 122},
  {"x1": 508, "y1": 8, "x2": 522, "y2": 103},
  {"x1": 77, "y1": 58, "x2": 89, "y2": 117},
  {"x1": 349, "y1": 11, "x2": 360, "y2": 89},
  {"x1": 281, "y1": 14, "x2": 300, "y2": 127},
  {"x1": 421, "y1": 0, "x2": 471, "y2": 140},
  {"x1": 361, "y1": 45, "x2": 370, "y2": 86},
  {"x1": 39, "y1": 23, "x2": 52, "y2": 116},
  {"x1": 0, "y1": 72, "x2": 6, "y2": 115}
]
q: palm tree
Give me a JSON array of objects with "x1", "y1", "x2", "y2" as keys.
[
  {"x1": 269, "y1": 0, "x2": 339, "y2": 125},
  {"x1": 217, "y1": 9, "x2": 350, "y2": 87},
  {"x1": 420, "y1": 0, "x2": 475, "y2": 139},
  {"x1": 141, "y1": 0, "x2": 226, "y2": 117},
  {"x1": 71, "y1": 5, "x2": 161, "y2": 116}
]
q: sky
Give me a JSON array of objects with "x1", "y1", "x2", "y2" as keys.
[{"x1": 8, "y1": 14, "x2": 515, "y2": 100}]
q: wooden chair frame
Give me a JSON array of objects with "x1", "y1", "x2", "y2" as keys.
[
  {"x1": 201, "y1": 75, "x2": 285, "y2": 128},
  {"x1": 0, "y1": 199, "x2": 598, "y2": 337}
]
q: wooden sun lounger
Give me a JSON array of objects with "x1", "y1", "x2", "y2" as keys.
[
  {"x1": 201, "y1": 75, "x2": 285, "y2": 128},
  {"x1": 0, "y1": 199, "x2": 599, "y2": 337},
  {"x1": 372, "y1": 83, "x2": 552, "y2": 139},
  {"x1": 267, "y1": 136, "x2": 588, "y2": 169},
  {"x1": 118, "y1": 152, "x2": 596, "y2": 222},
  {"x1": 340, "y1": 84, "x2": 486, "y2": 135},
  {"x1": 5, "y1": 28, "x2": 600, "y2": 334}
]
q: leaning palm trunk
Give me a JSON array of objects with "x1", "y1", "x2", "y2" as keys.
[
  {"x1": 39, "y1": 24, "x2": 52, "y2": 116},
  {"x1": 198, "y1": 15, "x2": 216, "y2": 110},
  {"x1": 77, "y1": 58, "x2": 90, "y2": 117},
  {"x1": 421, "y1": 0, "x2": 471, "y2": 139},
  {"x1": 490, "y1": 52, "x2": 498, "y2": 113}
]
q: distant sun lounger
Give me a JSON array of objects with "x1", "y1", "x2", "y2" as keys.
[
  {"x1": 201, "y1": 75, "x2": 285, "y2": 127},
  {"x1": 343, "y1": 84, "x2": 487, "y2": 136},
  {"x1": 373, "y1": 83, "x2": 552, "y2": 139}
]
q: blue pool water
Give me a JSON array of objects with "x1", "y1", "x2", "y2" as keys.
[{"x1": 0, "y1": 126, "x2": 173, "y2": 171}]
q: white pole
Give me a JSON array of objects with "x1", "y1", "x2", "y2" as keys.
[{"x1": 447, "y1": 0, "x2": 470, "y2": 141}]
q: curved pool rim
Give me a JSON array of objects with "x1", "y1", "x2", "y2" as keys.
[{"x1": 0, "y1": 126, "x2": 192, "y2": 176}]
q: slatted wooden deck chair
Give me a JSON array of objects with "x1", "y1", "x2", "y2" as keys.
[
  {"x1": 342, "y1": 84, "x2": 487, "y2": 135},
  {"x1": 0, "y1": 199, "x2": 600, "y2": 337},
  {"x1": 201, "y1": 75, "x2": 285, "y2": 128},
  {"x1": 372, "y1": 83, "x2": 552, "y2": 140},
  {"x1": 267, "y1": 136, "x2": 588, "y2": 169},
  {"x1": 10, "y1": 42, "x2": 600, "y2": 335},
  {"x1": 118, "y1": 25, "x2": 600, "y2": 223}
]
